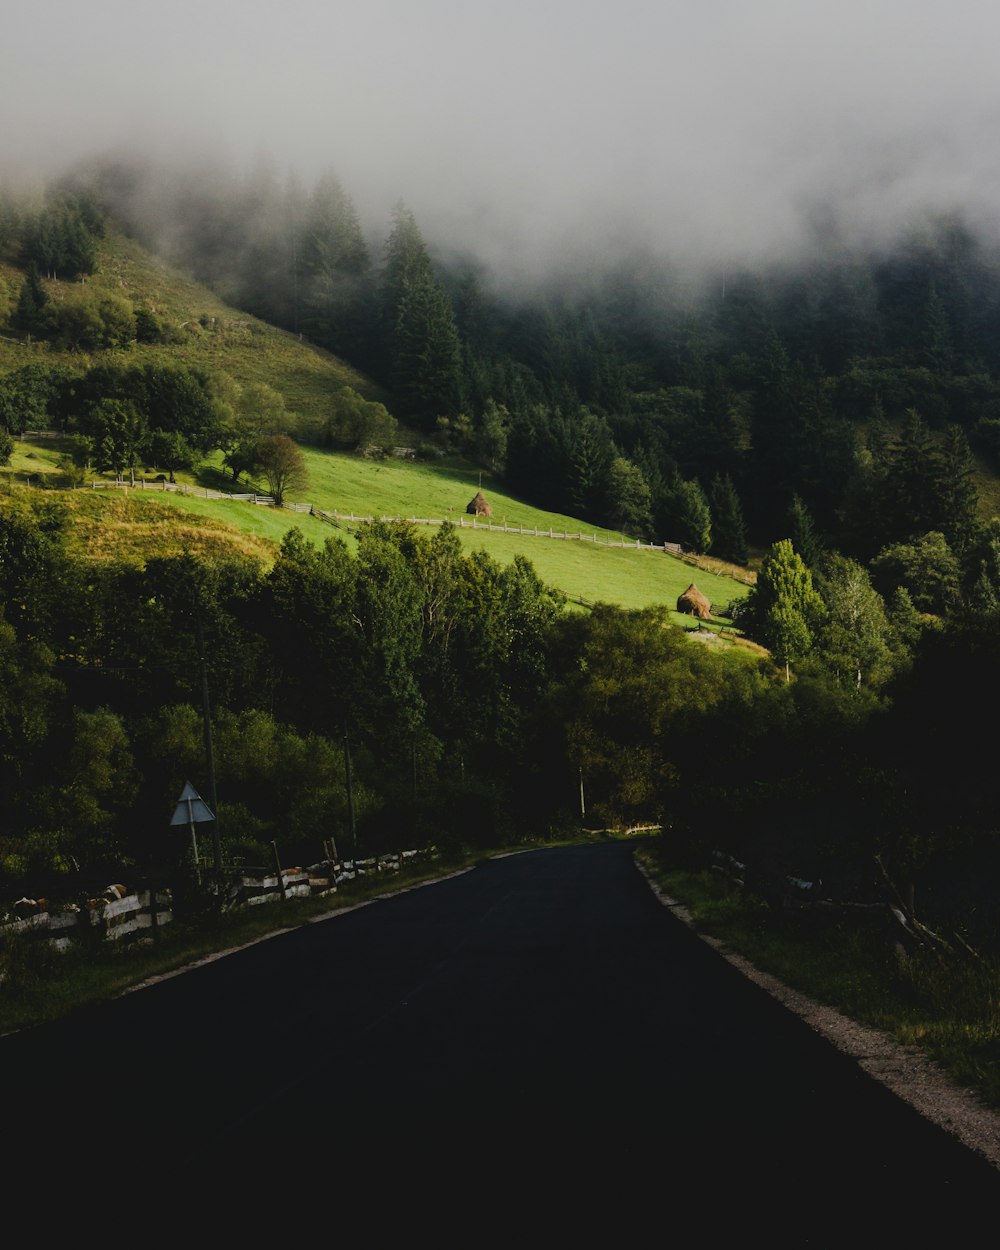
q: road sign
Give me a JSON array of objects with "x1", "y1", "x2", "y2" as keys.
[{"x1": 170, "y1": 781, "x2": 215, "y2": 826}]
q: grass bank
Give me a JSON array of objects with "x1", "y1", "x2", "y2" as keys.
[{"x1": 636, "y1": 841, "x2": 1000, "y2": 1110}]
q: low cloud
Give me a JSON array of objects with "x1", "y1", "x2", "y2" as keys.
[{"x1": 5, "y1": 1, "x2": 1000, "y2": 278}]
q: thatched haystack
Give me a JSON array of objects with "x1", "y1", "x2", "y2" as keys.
[
  {"x1": 677, "y1": 583, "x2": 712, "y2": 619},
  {"x1": 467, "y1": 491, "x2": 492, "y2": 517}
]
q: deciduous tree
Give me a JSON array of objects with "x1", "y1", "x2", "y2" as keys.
[{"x1": 256, "y1": 433, "x2": 307, "y2": 506}]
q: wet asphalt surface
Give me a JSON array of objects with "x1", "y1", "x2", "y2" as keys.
[{"x1": 4, "y1": 841, "x2": 999, "y2": 1238}]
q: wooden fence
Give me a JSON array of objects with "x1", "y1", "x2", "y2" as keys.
[
  {"x1": 0, "y1": 848, "x2": 434, "y2": 967},
  {"x1": 1, "y1": 887, "x2": 173, "y2": 953},
  {"x1": 84, "y1": 479, "x2": 754, "y2": 583}
]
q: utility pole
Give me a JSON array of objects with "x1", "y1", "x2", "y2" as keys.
[
  {"x1": 344, "y1": 731, "x2": 357, "y2": 854},
  {"x1": 196, "y1": 616, "x2": 222, "y2": 881}
]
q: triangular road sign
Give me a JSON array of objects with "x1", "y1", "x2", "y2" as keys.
[{"x1": 170, "y1": 781, "x2": 215, "y2": 826}]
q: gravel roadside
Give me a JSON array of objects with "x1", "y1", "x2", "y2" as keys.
[{"x1": 635, "y1": 855, "x2": 1000, "y2": 1172}]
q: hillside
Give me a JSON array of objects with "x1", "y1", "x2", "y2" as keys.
[
  {"x1": 0, "y1": 220, "x2": 754, "y2": 619},
  {"x1": 0, "y1": 227, "x2": 387, "y2": 439},
  {"x1": 4, "y1": 433, "x2": 750, "y2": 620}
]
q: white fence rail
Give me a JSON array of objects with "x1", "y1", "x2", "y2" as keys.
[
  {"x1": 85, "y1": 480, "x2": 755, "y2": 581},
  {"x1": 0, "y1": 848, "x2": 434, "y2": 967}
]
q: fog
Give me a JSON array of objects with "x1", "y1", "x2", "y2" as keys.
[{"x1": 5, "y1": 0, "x2": 1000, "y2": 278}]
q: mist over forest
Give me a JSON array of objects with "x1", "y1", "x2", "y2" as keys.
[{"x1": 6, "y1": 0, "x2": 1000, "y2": 275}]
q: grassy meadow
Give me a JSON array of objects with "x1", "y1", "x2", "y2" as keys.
[{"x1": 5, "y1": 434, "x2": 751, "y2": 619}]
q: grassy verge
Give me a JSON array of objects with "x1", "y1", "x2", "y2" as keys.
[{"x1": 636, "y1": 841, "x2": 1000, "y2": 1109}]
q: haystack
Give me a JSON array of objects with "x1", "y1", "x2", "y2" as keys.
[
  {"x1": 466, "y1": 491, "x2": 492, "y2": 517},
  {"x1": 677, "y1": 583, "x2": 712, "y2": 619}
]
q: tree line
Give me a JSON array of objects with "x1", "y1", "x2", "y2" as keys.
[
  {"x1": 1, "y1": 493, "x2": 998, "y2": 949},
  {"x1": 24, "y1": 158, "x2": 997, "y2": 570},
  {"x1": 5, "y1": 169, "x2": 1000, "y2": 561}
]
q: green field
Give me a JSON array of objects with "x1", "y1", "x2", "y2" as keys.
[
  {"x1": 175, "y1": 446, "x2": 750, "y2": 618},
  {"x1": 6, "y1": 435, "x2": 751, "y2": 619}
]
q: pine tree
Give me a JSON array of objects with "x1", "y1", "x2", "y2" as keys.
[
  {"x1": 742, "y1": 538, "x2": 826, "y2": 680},
  {"x1": 938, "y1": 424, "x2": 981, "y2": 563},
  {"x1": 882, "y1": 410, "x2": 947, "y2": 541},
  {"x1": 787, "y1": 494, "x2": 823, "y2": 568},
  {"x1": 709, "y1": 474, "x2": 748, "y2": 564},
  {"x1": 666, "y1": 474, "x2": 712, "y2": 554},
  {"x1": 606, "y1": 457, "x2": 653, "y2": 538},
  {"x1": 382, "y1": 203, "x2": 463, "y2": 428},
  {"x1": 567, "y1": 411, "x2": 613, "y2": 522},
  {"x1": 923, "y1": 282, "x2": 954, "y2": 375},
  {"x1": 13, "y1": 266, "x2": 47, "y2": 336},
  {"x1": 299, "y1": 171, "x2": 374, "y2": 362}
]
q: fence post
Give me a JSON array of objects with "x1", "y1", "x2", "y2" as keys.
[
  {"x1": 147, "y1": 884, "x2": 159, "y2": 941},
  {"x1": 271, "y1": 841, "x2": 287, "y2": 901}
]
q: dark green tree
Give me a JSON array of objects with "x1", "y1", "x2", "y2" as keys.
[
  {"x1": 256, "y1": 433, "x2": 307, "y2": 506},
  {"x1": 606, "y1": 457, "x2": 653, "y2": 538},
  {"x1": 741, "y1": 539, "x2": 826, "y2": 680},
  {"x1": 85, "y1": 399, "x2": 147, "y2": 485},
  {"x1": 567, "y1": 411, "x2": 613, "y2": 522},
  {"x1": 299, "y1": 171, "x2": 375, "y2": 362},
  {"x1": 922, "y1": 282, "x2": 954, "y2": 375},
  {"x1": 937, "y1": 424, "x2": 981, "y2": 563},
  {"x1": 258, "y1": 529, "x2": 363, "y2": 734},
  {"x1": 323, "y1": 387, "x2": 396, "y2": 451},
  {"x1": 134, "y1": 307, "x2": 165, "y2": 344},
  {"x1": 786, "y1": 494, "x2": 824, "y2": 568},
  {"x1": 474, "y1": 399, "x2": 510, "y2": 474},
  {"x1": 871, "y1": 531, "x2": 961, "y2": 613},
  {"x1": 709, "y1": 474, "x2": 748, "y2": 565},
  {"x1": 881, "y1": 410, "x2": 947, "y2": 542},
  {"x1": 382, "y1": 203, "x2": 463, "y2": 428},
  {"x1": 354, "y1": 521, "x2": 426, "y2": 743},
  {"x1": 12, "y1": 267, "x2": 48, "y2": 336},
  {"x1": 668, "y1": 474, "x2": 712, "y2": 553},
  {"x1": 145, "y1": 429, "x2": 195, "y2": 483},
  {"x1": 966, "y1": 518, "x2": 1000, "y2": 613}
]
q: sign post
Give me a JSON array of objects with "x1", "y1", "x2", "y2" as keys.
[{"x1": 170, "y1": 781, "x2": 216, "y2": 888}]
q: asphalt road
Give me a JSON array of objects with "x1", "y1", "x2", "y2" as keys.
[{"x1": 5, "y1": 842, "x2": 999, "y2": 1237}]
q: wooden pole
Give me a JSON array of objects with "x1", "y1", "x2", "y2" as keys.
[
  {"x1": 148, "y1": 884, "x2": 159, "y2": 942},
  {"x1": 196, "y1": 617, "x2": 222, "y2": 882},
  {"x1": 271, "y1": 841, "x2": 286, "y2": 901},
  {"x1": 344, "y1": 732, "x2": 357, "y2": 853}
]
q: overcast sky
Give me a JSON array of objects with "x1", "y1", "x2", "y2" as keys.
[{"x1": 5, "y1": 0, "x2": 1000, "y2": 275}]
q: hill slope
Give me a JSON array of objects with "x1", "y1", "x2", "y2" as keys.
[
  {"x1": 0, "y1": 224, "x2": 750, "y2": 619},
  {"x1": 6, "y1": 434, "x2": 751, "y2": 618},
  {"x1": 0, "y1": 227, "x2": 387, "y2": 438}
]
